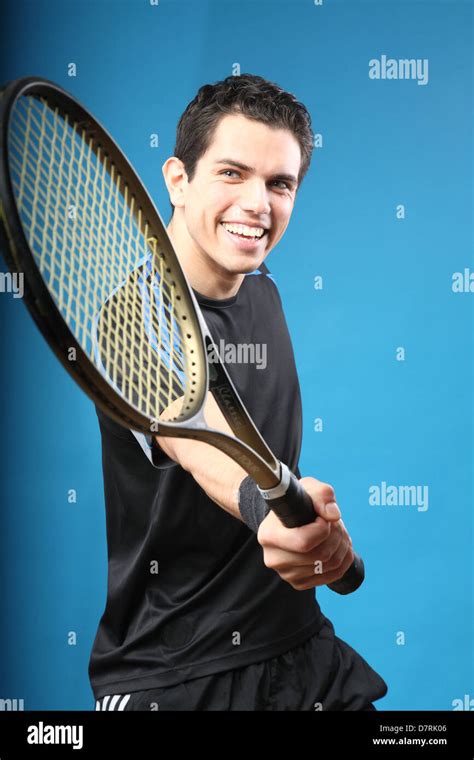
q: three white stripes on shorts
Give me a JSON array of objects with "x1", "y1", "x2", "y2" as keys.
[{"x1": 95, "y1": 694, "x2": 131, "y2": 711}]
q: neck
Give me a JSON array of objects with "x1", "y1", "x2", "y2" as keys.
[{"x1": 166, "y1": 215, "x2": 244, "y2": 300}]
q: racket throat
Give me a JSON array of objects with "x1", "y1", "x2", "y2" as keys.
[{"x1": 256, "y1": 462, "x2": 291, "y2": 501}]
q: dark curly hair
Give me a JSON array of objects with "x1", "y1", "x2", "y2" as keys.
[{"x1": 170, "y1": 73, "x2": 314, "y2": 212}]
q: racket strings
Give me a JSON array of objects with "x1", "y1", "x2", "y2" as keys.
[
  {"x1": 10, "y1": 101, "x2": 189, "y2": 370},
  {"x1": 8, "y1": 144, "x2": 171, "y2": 377},
  {"x1": 9, "y1": 142, "x2": 187, "y2": 383},
  {"x1": 8, "y1": 94, "x2": 196, "y2": 421}
]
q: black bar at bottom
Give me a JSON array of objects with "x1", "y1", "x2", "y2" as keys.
[{"x1": 0, "y1": 710, "x2": 472, "y2": 757}]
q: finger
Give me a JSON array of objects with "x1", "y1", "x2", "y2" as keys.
[
  {"x1": 272, "y1": 517, "x2": 332, "y2": 555},
  {"x1": 290, "y1": 519, "x2": 347, "y2": 568},
  {"x1": 314, "y1": 535, "x2": 349, "y2": 574},
  {"x1": 292, "y1": 547, "x2": 355, "y2": 591},
  {"x1": 339, "y1": 518, "x2": 353, "y2": 546},
  {"x1": 299, "y1": 477, "x2": 341, "y2": 522},
  {"x1": 269, "y1": 527, "x2": 344, "y2": 573},
  {"x1": 320, "y1": 546, "x2": 355, "y2": 585},
  {"x1": 311, "y1": 531, "x2": 344, "y2": 571}
]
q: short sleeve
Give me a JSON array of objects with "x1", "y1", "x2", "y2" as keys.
[{"x1": 129, "y1": 429, "x2": 178, "y2": 470}]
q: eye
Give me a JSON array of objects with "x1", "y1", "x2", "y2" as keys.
[
  {"x1": 221, "y1": 169, "x2": 240, "y2": 178},
  {"x1": 271, "y1": 180, "x2": 291, "y2": 190}
]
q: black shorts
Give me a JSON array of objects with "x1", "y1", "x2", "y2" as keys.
[{"x1": 95, "y1": 616, "x2": 388, "y2": 711}]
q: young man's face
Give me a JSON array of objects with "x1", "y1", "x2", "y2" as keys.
[{"x1": 168, "y1": 113, "x2": 301, "y2": 280}]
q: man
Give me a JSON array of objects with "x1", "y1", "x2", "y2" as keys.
[{"x1": 90, "y1": 74, "x2": 388, "y2": 711}]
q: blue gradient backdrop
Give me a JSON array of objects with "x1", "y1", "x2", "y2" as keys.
[{"x1": 0, "y1": 0, "x2": 472, "y2": 710}]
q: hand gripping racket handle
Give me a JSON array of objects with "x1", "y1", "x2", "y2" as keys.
[{"x1": 258, "y1": 466, "x2": 365, "y2": 595}]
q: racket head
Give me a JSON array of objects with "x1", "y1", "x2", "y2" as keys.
[{"x1": 0, "y1": 76, "x2": 208, "y2": 434}]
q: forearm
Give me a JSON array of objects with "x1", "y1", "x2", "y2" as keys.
[
  {"x1": 154, "y1": 394, "x2": 248, "y2": 520},
  {"x1": 157, "y1": 433, "x2": 247, "y2": 519}
]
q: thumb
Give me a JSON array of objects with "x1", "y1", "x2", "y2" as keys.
[
  {"x1": 317, "y1": 500, "x2": 341, "y2": 521},
  {"x1": 299, "y1": 477, "x2": 341, "y2": 522}
]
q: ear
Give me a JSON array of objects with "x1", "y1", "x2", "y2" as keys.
[{"x1": 162, "y1": 157, "x2": 188, "y2": 209}]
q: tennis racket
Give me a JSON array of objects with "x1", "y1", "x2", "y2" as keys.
[{"x1": 0, "y1": 76, "x2": 364, "y2": 595}]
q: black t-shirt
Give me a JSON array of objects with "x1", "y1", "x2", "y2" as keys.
[{"x1": 89, "y1": 263, "x2": 325, "y2": 699}]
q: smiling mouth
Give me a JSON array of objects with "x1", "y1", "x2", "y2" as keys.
[{"x1": 220, "y1": 222, "x2": 268, "y2": 240}]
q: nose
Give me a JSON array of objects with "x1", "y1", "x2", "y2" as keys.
[{"x1": 239, "y1": 178, "x2": 271, "y2": 216}]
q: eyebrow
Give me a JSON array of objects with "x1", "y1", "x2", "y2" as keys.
[{"x1": 213, "y1": 158, "x2": 298, "y2": 186}]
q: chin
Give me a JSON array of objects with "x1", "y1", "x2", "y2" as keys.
[{"x1": 221, "y1": 253, "x2": 267, "y2": 275}]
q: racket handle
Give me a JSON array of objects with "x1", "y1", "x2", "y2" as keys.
[{"x1": 258, "y1": 466, "x2": 365, "y2": 595}]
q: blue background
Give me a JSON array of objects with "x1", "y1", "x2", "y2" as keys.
[{"x1": 0, "y1": 0, "x2": 472, "y2": 710}]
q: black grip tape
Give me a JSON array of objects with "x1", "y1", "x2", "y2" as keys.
[{"x1": 265, "y1": 472, "x2": 315, "y2": 528}]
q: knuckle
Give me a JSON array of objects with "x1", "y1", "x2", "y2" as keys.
[
  {"x1": 291, "y1": 581, "x2": 308, "y2": 591},
  {"x1": 257, "y1": 528, "x2": 269, "y2": 546},
  {"x1": 326, "y1": 570, "x2": 344, "y2": 584},
  {"x1": 320, "y1": 483, "x2": 336, "y2": 501},
  {"x1": 326, "y1": 553, "x2": 344, "y2": 573},
  {"x1": 318, "y1": 548, "x2": 333, "y2": 564},
  {"x1": 293, "y1": 535, "x2": 311, "y2": 555},
  {"x1": 262, "y1": 552, "x2": 273, "y2": 569},
  {"x1": 322, "y1": 521, "x2": 332, "y2": 539},
  {"x1": 327, "y1": 551, "x2": 352, "y2": 579}
]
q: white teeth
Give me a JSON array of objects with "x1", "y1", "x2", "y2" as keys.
[{"x1": 221, "y1": 222, "x2": 265, "y2": 239}]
